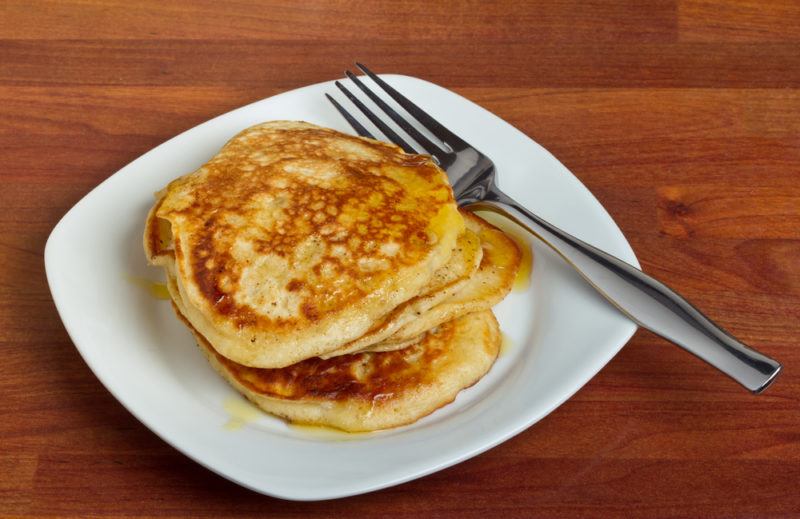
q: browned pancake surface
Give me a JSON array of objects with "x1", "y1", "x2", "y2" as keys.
[{"x1": 146, "y1": 121, "x2": 464, "y2": 367}]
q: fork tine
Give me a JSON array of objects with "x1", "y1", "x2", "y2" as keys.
[
  {"x1": 345, "y1": 70, "x2": 445, "y2": 156},
  {"x1": 355, "y1": 62, "x2": 467, "y2": 150},
  {"x1": 325, "y1": 94, "x2": 375, "y2": 139},
  {"x1": 334, "y1": 81, "x2": 417, "y2": 154}
]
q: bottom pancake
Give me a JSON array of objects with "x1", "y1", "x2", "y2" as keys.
[{"x1": 178, "y1": 304, "x2": 500, "y2": 432}]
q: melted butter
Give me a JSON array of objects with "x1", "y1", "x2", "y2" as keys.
[
  {"x1": 222, "y1": 397, "x2": 262, "y2": 430},
  {"x1": 289, "y1": 423, "x2": 372, "y2": 441},
  {"x1": 389, "y1": 163, "x2": 447, "y2": 201},
  {"x1": 473, "y1": 211, "x2": 532, "y2": 292},
  {"x1": 126, "y1": 275, "x2": 170, "y2": 300},
  {"x1": 428, "y1": 204, "x2": 466, "y2": 245},
  {"x1": 500, "y1": 332, "x2": 514, "y2": 356}
]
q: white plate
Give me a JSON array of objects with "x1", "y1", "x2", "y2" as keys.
[{"x1": 45, "y1": 75, "x2": 639, "y2": 500}]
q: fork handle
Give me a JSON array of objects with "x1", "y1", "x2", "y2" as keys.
[{"x1": 472, "y1": 188, "x2": 782, "y2": 394}]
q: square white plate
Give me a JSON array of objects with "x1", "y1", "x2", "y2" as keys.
[{"x1": 45, "y1": 75, "x2": 638, "y2": 500}]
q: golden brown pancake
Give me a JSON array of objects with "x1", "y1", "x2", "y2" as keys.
[
  {"x1": 145, "y1": 121, "x2": 464, "y2": 368},
  {"x1": 317, "y1": 225, "x2": 482, "y2": 358},
  {"x1": 362, "y1": 211, "x2": 521, "y2": 352},
  {"x1": 178, "y1": 304, "x2": 500, "y2": 432},
  {"x1": 161, "y1": 228, "x2": 481, "y2": 361}
]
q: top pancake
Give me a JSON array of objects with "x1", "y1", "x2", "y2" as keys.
[{"x1": 145, "y1": 121, "x2": 464, "y2": 368}]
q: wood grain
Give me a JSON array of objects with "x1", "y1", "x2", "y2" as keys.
[
  {"x1": 1, "y1": 0, "x2": 678, "y2": 42},
  {"x1": 679, "y1": 0, "x2": 800, "y2": 41},
  {"x1": 1, "y1": 1, "x2": 799, "y2": 517}
]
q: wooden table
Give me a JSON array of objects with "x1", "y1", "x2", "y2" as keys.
[{"x1": 2, "y1": 1, "x2": 799, "y2": 516}]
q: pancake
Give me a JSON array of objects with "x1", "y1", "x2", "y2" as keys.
[
  {"x1": 145, "y1": 121, "x2": 464, "y2": 368},
  {"x1": 364, "y1": 211, "x2": 521, "y2": 352},
  {"x1": 178, "y1": 303, "x2": 500, "y2": 432},
  {"x1": 317, "y1": 225, "x2": 482, "y2": 358}
]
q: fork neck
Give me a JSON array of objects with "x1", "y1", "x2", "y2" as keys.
[{"x1": 452, "y1": 159, "x2": 498, "y2": 206}]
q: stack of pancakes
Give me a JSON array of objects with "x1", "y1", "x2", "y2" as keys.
[{"x1": 144, "y1": 122, "x2": 522, "y2": 432}]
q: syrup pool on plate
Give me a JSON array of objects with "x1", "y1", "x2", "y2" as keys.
[
  {"x1": 223, "y1": 396, "x2": 262, "y2": 430},
  {"x1": 126, "y1": 275, "x2": 170, "y2": 300}
]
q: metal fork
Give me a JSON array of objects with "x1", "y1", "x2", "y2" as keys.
[{"x1": 326, "y1": 63, "x2": 782, "y2": 394}]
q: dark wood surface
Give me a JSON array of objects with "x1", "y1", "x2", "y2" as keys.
[{"x1": 2, "y1": 1, "x2": 799, "y2": 517}]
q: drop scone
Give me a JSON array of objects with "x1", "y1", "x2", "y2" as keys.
[
  {"x1": 145, "y1": 121, "x2": 527, "y2": 432},
  {"x1": 321, "y1": 216, "x2": 483, "y2": 357},
  {"x1": 175, "y1": 303, "x2": 500, "y2": 432},
  {"x1": 326, "y1": 211, "x2": 522, "y2": 356},
  {"x1": 145, "y1": 121, "x2": 464, "y2": 368}
]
